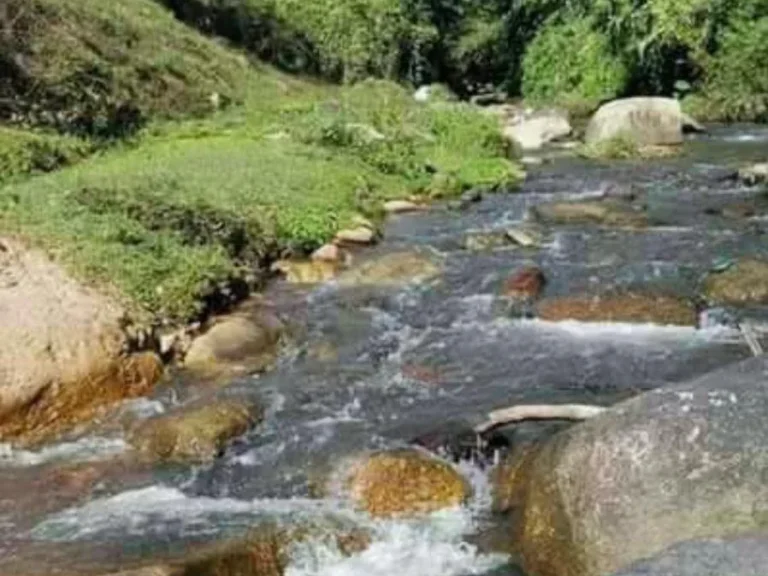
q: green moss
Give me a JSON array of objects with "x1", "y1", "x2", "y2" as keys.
[{"x1": 522, "y1": 17, "x2": 628, "y2": 112}]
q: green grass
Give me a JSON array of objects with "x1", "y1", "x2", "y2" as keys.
[
  {"x1": 0, "y1": 127, "x2": 92, "y2": 186},
  {"x1": 1, "y1": 0, "x2": 251, "y2": 135},
  {"x1": 1, "y1": 70, "x2": 520, "y2": 322}
]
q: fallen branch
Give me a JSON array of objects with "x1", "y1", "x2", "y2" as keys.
[{"x1": 475, "y1": 404, "x2": 607, "y2": 435}]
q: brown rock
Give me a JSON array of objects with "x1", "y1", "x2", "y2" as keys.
[
  {"x1": 184, "y1": 310, "x2": 284, "y2": 376},
  {"x1": 532, "y1": 200, "x2": 648, "y2": 228},
  {"x1": 703, "y1": 259, "x2": 768, "y2": 306},
  {"x1": 537, "y1": 292, "x2": 697, "y2": 326},
  {"x1": 336, "y1": 449, "x2": 469, "y2": 518},
  {"x1": 311, "y1": 243, "x2": 344, "y2": 263},
  {"x1": 271, "y1": 260, "x2": 340, "y2": 284},
  {"x1": 0, "y1": 239, "x2": 163, "y2": 443},
  {"x1": 129, "y1": 401, "x2": 260, "y2": 463},
  {"x1": 503, "y1": 267, "x2": 546, "y2": 301},
  {"x1": 338, "y1": 251, "x2": 441, "y2": 287}
]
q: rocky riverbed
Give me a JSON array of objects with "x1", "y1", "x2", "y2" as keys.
[{"x1": 0, "y1": 124, "x2": 766, "y2": 576}]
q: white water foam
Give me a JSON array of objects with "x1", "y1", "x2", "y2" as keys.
[
  {"x1": 0, "y1": 436, "x2": 128, "y2": 468},
  {"x1": 523, "y1": 318, "x2": 740, "y2": 343}
]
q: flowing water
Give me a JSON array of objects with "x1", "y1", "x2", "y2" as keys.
[{"x1": 0, "y1": 126, "x2": 766, "y2": 575}]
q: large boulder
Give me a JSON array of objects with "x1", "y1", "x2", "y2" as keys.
[
  {"x1": 702, "y1": 259, "x2": 768, "y2": 306},
  {"x1": 493, "y1": 358, "x2": 768, "y2": 576},
  {"x1": 585, "y1": 97, "x2": 704, "y2": 147},
  {"x1": 184, "y1": 308, "x2": 284, "y2": 376},
  {"x1": 502, "y1": 108, "x2": 572, "y2": 151},
  {"x1": 332, "y1": 449, "x2": 470, "y2": 518},
  {"x1": 0, "y1": 239, "x2": 163, "y2": 444},
  {"x1": 531, "y1": 199, "x2": 648, "y2": 228},
  {"x1": 610, "y1": 535, "x2": 768, "y2": 576},
  {"x1": 537, "y1": 292, "x2": 698, "y2": 326},
  {"x1": 129, "y1": 401, "x2": 260, "y2": 463},
  {"x1": 337, "y1": 251, "x2": 442, "y2": 287}
]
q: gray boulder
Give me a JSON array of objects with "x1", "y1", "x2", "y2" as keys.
[
  {"x1": 493, "y1": 357, "x2": 768, "y2": 576},
  {"x1": 611, "y1": 536, "x2": 768, "y2": 576},
  {"x1": 585, "y1": 97, "x2": 704, "y2": 146},
  {"x1": 503, "y1": 108, "x2": 572, "y2": 151}
]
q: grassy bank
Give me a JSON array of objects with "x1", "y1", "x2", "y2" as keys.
[{"x1": 0, "y1": 68, "x2": 519, "y2": 322}]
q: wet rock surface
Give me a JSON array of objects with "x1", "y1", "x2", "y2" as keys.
[
  {"x1": 537, "y1": 292, "x2": 698, "y2": 326},
  {"x1": 335, "y1": 449, "x2": 470, "y2": 518},
  {"x1": 494, "y1": 358, "x2": 768, "y2": 576},
  {"x1": 609, "y1": 535, "x2": 768, "y2": 576},
  {"x1": 702, "y1": 259, "x2": 768, "y2": 306}
]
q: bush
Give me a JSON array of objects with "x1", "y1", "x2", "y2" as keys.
[
  {"x1": 0, "y1": 128, "x2": 91, "y2": 186},
  {"x1": 522, "y1": 17, "x2": 628, "y2": 111},
  {"x1": 686, "y1": 17, "x2": 768, "y2": 122}
]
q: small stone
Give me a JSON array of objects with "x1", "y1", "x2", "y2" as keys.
[
  {"x1": 311, "y1": 243, "x2": 342, "y2": 263},
  {"x1": 383, "y1": 200, "x2": 426, "y2": 214},
  {"x1": 503, "y1": 266, "x2": 546, "y2": 301},
  {"x1": 272, "y1": 260, "x2": 340, "y2": 283},
  {"x1": 351, "y1": 215, "x2": 376, "y2": 230},
  {"x1": 335, "y1": 227, "x2": 376, "y2": 245},
  {"x1": 463, "y1": 232, "x2": 509, "y2": 251},
  {"x1": 505, "y1": 227, "x2": 541, "y2": 248}
]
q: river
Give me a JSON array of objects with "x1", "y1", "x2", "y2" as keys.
[{"x1": 0, "y1": 125, "x2": 766, "y2": 575}]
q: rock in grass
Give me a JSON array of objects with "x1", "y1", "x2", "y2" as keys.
[
  {"x1": 493, "y1": 358, "x2": 768, "y2": 576},
  {"x1": 184, "y1": 311, "x2": 284, "y2": 376},
  {"x1": 335, "y1": 227, "x2": 377, "y2": 245},
  {"x1": 537, "y1": 292, "x2": 698, "y2": 326},
  {"x1": 129, "y1": 401, "x2": 260, "y2": 463},
  {"x1": 334, "y1": 449, "x2": 470, "y2": 518},
  {"x1": 702, "y1": 259, "x2": 768, "y2": 306},
  {"x1": 383, "y1": 200, "x2": 427, "y2": 214},
  {"x1": 502, "y1": 108, "x2": 572, "y2": 151}
]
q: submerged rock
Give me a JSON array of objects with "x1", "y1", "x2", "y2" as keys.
[
  {"x1": 502, "y1": 267, "x2": 546, "y2": 301},
  {"x1": 493, "y1": 358, "x2": 768, "y2": 576},
  {"x1": 703, "y1": 259, "x2": 768, "y2": 306},
  {"x1": 334, "y1": 449, "x2": 470, "y2": 518},
  {"x1": 537, "y1": 292, "x2": 698, "y2": 326},
  {"x1": 585, "y1": 97, "x2": 704, "y2": 147},
  {"x1": 738, "y1": 162, "x2": 768, "y2": 186},
  {"x1": 531, "y1": 199, "x2": 648, "y2": 228},
  {"x1": 338, "y1": 251, "x2": 441, "y2": 287},
  {"x1": 184, "y1": 309, "x2": 284, "y2": 376},
  {"x1": 610, "y1": 536, "x2": 768, "y2": 576},
  {"x1": 272, "y1": 259, "x2": 341, "y2": 284},
  {"x1": 505, "y1": 226, "x2": 543, "y2": 248},
  {"x1": 129, "y1": 401, "x2": 260, "y2": 463},
  {"x1": 0, "y1": 239, "x2": 164, "y2": 444},
  {"x1": 464, "y1": 232, "x2": 510, "y2": 251}
]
